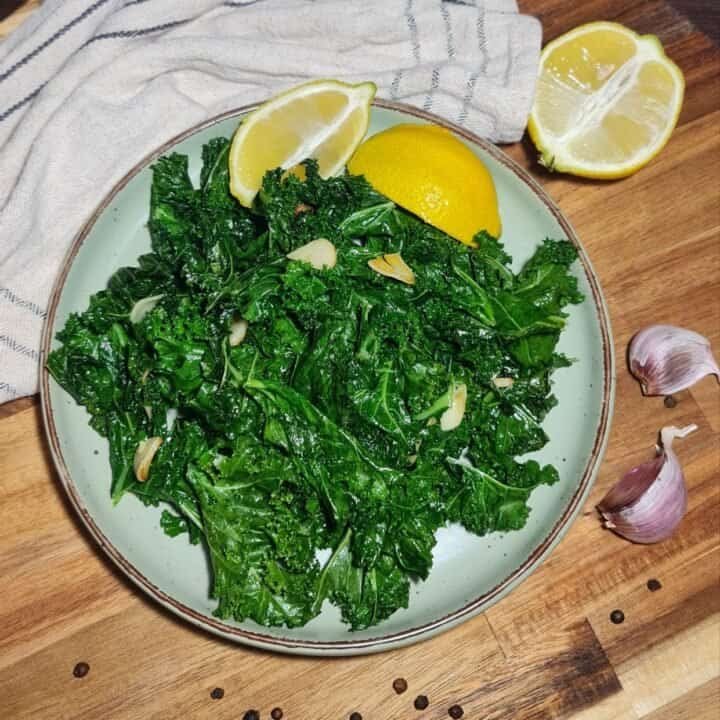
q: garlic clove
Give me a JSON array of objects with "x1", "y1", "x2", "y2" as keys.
[
  {"x1": 129, "y1": 294, "x2": 164, "y2": 324},
  {"x1": 368, "y1": 253, "x2": 416, "y2": 285},
  {"x1": 628, "y1": 324, "x2": 719, "y2": 396},
  {"x1": 133, "y1": 436, "x2": 163, "y2": 482},
  {"x1": 440, "y1": 383, "x2": 467, "y2": 431},
  {"x1": 597, "y1": 424, "x2": 697, "y2": 544},
  {"x1": 229, "y1": 318, "x2": 248, "y2": 347},
  {"x1": 287, "y1": 238, "x2": 336, "y2": 269}
]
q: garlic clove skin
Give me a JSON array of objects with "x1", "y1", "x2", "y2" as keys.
[
  {"x1": 597, "y1": 424, "x2": 697, "y2": 544},
  {"x1": 628, "y1": 324, "x2": 720, "y2": 396}
]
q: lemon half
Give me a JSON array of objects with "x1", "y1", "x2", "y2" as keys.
[
  {"x1": 528, "y1": 22, "x2": 685, "y2": 179},
  {"x1": 229, "y1": 79, "x2": 376, "y2": 207},
  {"x1": 348, "y1": 124, "x2": 500, "y2": 245}
]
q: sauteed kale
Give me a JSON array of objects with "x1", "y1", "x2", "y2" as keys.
[{"x1": 48, "y1": 137, "x2": 583, "y2": 630}]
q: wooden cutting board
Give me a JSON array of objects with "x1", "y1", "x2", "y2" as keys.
[{"x1": 1, "y1": 2, "x2": 718, "y2": 718}]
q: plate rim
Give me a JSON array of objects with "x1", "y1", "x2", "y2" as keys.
[{"x1": 40, "y1": 98, "x2": 615, "y2": 656}]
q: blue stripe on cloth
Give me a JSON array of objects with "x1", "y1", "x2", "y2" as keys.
[
  {"x1": 1, "y1": 15, "x2": 197, "y2": 122},
  {"x1": 457, "y1": 70, "x2": 478, "y2": 125},
  {"x1": 0, "y1": 0, "x2": 114, "y2": 85},
  {"x1": 84, "y1": 18, "x2": 193, "y2": 45},
  {"x1": 390, "y1": 69, "x2": 404, "y2": 99},
  {"x1": 440, "y1": 3, "x2": 456, "y2": 60},
  {"x1": 422, "y1": 66, "x2": 440, "y2": 111},
  {"x1": 405, "y1": 0, "x2": 421, "y2": 64},
  {"x1": 0, "y1": 83, "x2": 46, "y2": 122},
  {"x1": 475, "y1": 2, "x2": 488, "y2": 74},
  {"x1": 0, "y1": 287, "x2": 47, "y2": 318},
  {"x1": 457, "y1": 2, "x2": 488, "y2": 125},
  {"x1": 0, "y1": 381, "x2": 20, "y2": 399},
  {"x1": 0, "y1": 334, "x2": 40, "y2": 361}
]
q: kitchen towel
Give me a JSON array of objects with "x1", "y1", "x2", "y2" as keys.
[{"x1": 0, "y1": 0, "x2": 541, "y2": 403}]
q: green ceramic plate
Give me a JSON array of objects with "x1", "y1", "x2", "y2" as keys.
[{"x1": 41, "y1": 101, "x2": 614, "y2": 656}]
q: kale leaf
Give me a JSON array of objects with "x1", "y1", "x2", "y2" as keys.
[{"x1": 47, "y1": 145, "x2": 584, "y2": 631}]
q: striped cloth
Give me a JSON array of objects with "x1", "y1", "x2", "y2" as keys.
[{"x1": 0, "y1": 0, "x2": 541, "y2": 403}]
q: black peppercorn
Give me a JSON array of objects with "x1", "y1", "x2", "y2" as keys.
[
  {"x1": 664, "y1": 395, "x2": 677, "y2": 408},
  {"x1": 449, "y1": 705, "x2": 464, "y2": 719},
  {"x1": 393, "y1": 677, "x2": 408, "y2": 694},
  {"x1": 610, "y1": 609, "x2": 625, "y2": 624},
  {"x1": 243, "y1": 711, "x2": 260, "y2": 720},
  {"x1": 349, "y1": 712, "x2": 363, "y2": 720},
  {"x1": 72, "y1": 662, "x2": 90, "y2": 678},
  {"x1": 210, "y1": 687, "x2": 224, "y2": 700},
  {"x1": 647, "y1": 578, "x2": 662, "y2": 592},
  {"x1": 271, "y1": 709, "x2": 284, "y2": 720},
  {"x1": 414, "y1": 695, "x2": 429, "y2": 710}
]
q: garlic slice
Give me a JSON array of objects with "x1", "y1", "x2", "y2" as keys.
[
  {"x1": 492, "y1": 376, "x2": 514, "y2": 388},
  {"x1": 597, "y1": 424, "x2": 697, "y2": 544},
  {"x1": 628, "y1": 324, "x2": 719, "y2": 396},
  {"x1": 133, "y1": 437, "x2": 163, "y2": 483},
  {"x1": 440, "y1": 383, "x2": 467, "y2": 431},
  {"x1": 229, "y1": 318, "x2": 248, "y2": 347},
  {"x1": 129, "y1": 294, "x2": 164, "y2": 324},
  {"x1": 165, "y1": 408, "x2": 178, "y2": 432},
  {"x1": 294, "y1": 202, "x2": 313, "y2": 216},
  {"x1": 368, "y1": 253, "x2": 416, "y2": 285},
  {"x1": 287, "y1": 238, "x2": 336, "y2": 269}
]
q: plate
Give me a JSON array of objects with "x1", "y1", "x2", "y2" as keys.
[{"x1": 41, "y1": 100, "x2": 614, "y2": 656}]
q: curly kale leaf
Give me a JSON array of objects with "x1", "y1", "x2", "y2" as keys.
[{"x1": 47, "y1": 137, "x2": 585, "y2": 632}]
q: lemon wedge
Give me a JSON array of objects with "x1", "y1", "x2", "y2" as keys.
[
  {"x1": 348, "y1": 124, "x2": 500, "y2": 245},
  {"x1": 229, "y1": 79, "x2": 376, "y2": 207},
  {"x1": 528, "y1": 22, "x2": 684, "y2": 179}
]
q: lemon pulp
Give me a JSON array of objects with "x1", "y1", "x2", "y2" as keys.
[
  {"x1": 528, "y1": 21, "x2": 684, "y2": 179},
  {"x1": 229, "y1": 79, "x2": 376, "y2": 207}
]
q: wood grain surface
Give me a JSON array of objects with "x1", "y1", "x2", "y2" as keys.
[{"x1": 1, "y1": 2, "x2": 719, "y2": 719}]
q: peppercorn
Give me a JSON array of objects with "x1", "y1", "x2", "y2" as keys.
[{"x1": 72, "y1": 662, "x2": 90, "y2": 678}]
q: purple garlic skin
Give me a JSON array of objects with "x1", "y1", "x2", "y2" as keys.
[
  {"x1": 597, "y1": 425, "x2": 697, "y2": 544},
  {"x1": 628, "y1": 324, "x2": 720, "y2": 396}
]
